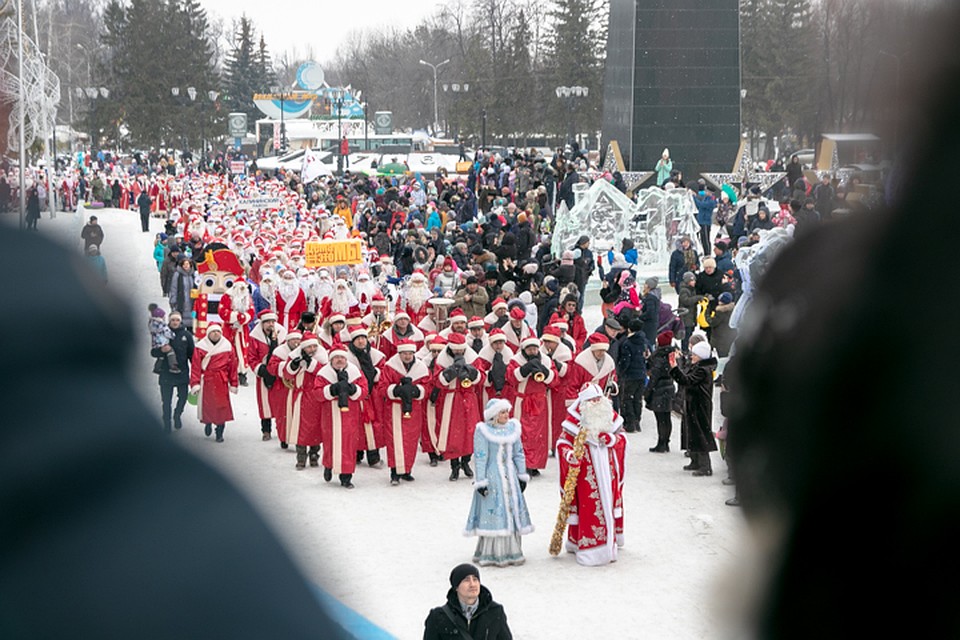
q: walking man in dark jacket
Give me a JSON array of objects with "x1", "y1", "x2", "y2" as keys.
[
  {"x1": 617, "y1": 318, "x2": 649, "y2": 433},
  {"x1": 137, "y1": 189, "x2": 152, "y2": 233},
  {"x1": 151, "y1": 311, "x2": 194, "y2": 432},
  {"x1": 424, "y1": 563, "x2": 513, "y2": 639}
]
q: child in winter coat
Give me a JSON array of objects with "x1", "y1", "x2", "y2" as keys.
[{"x1": 148, "y1": 304, "x2": 180, "y2": 374}]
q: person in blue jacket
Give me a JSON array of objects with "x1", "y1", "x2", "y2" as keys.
[{"x1": 692, "y1": 180, "x2": 717, "y2": 254}]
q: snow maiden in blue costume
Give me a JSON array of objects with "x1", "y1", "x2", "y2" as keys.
[{"x1": 464, "y1": 399, "x2": 535, "y2": 567}]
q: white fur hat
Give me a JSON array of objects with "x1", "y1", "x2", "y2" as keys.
[
  {"x1": 691, "y1": 341, "x2": 712, "y2": 361},
  {"x1": 484, "y1": 398, "x2": 512, "y2": 423}
]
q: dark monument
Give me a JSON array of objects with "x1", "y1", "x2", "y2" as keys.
[{"x1": 602, "y1": 0, "x2": 741, "y2": 179}]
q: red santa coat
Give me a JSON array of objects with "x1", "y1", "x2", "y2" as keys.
[
  {"x1": 379, "y1": 324, "x2": 425, "y2": 361},
  {"x1": 380, "y1": 355, "x2": 431, "y2": 474},
  {"x1": 248, "y1": 321, "x2": 287, "y2": 420},
  {"x1": 316, "y1": 363, "x2": 368, "y2": 475},
  {"x1": 276, "y1": 288, "x2": 307, "y2": 333},
  {"x1": 218, "y1": 291, "x2": 255, "y2": 372},
  {"x1": 345, "y1": 347, "x2": 386, "y2": 451},
  {"x1": 266, "y1": 344, "x2": 294, "y2": 442},
  {"x1": 190, "y1": 335, "x2": 239, "y2": 425},
  {"x1": 506, "y1": 353, "x2": 558, "y2": 470},
  {"x1": 550, "y1": 312, "x2": 587, "y2": 348},
  {"x1": 543, "y1": 343, "x2": 574, "y2": 453},
  {"x1": 501, "y1": 320, "x2": 533, "y2": 351},
  {"x1": 281, "y1": 349, "x2": 325, "y2": 447},
  {"x1": 565, "y1": 350, "x2": 618, "y2": 402},
  {"x1": 557, "y1": 409, "x2": 627, "y2": 566},
  {"x1": 475, "y1": 343, "x2": 516, "y2": 409},
  {"x1": 419, "y1": 353, "x2": 442, "y2": 455},
  {"x1": 403, "y1": 298, "x2": 431, "y2": 327},
  {"x1": 432, "y1": 349, "x2": 485, "y2": 459}
]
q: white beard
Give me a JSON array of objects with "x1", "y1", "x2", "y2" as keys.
[
  {"x1": 355, "y1": 280, "x2": 377, "y2": 310},
  {"x1": 316, "y1": 280, "x2": 334, "y2": 303},
  {"x1": 259, "y1": 281, "x2": 277, "y2": 310},
  {"x1": 229, "y1": 286, "x2": 251, "y2": 315},
  {"x1": 332, "y1": 288, "x2": 357, "y2": 314},
  {"x1": 279, "y1": 279, "x2": 302, "y2": 305},
  {"x1": 581, "y1": 396, "x2": 616, "y2": 441},
  {"x1": 406, "y1": 283, "x2": 429, "y2": 312}
]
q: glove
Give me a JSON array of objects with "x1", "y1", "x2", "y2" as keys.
[
  {"x1": 400, "y1": 376, "x2": 412, "y2": 385},
  {"x1": 288, "y1": 356, "x2": 302, "y2": 370},
  {"x1": 519, "y1": 480, "x2": 527, "y2": 493},
  {"x1": 411, "y1": 386, "x2": 422, "y2": 399},
  {"x1": 564, "y1": 450, "x2": 581, "y2": 466},
  {"x1": 534, "y1": 361, "x2": 550, "y2": 376},
  {"x1": 429, "y1": 387, "x2": 441, "y2": 403},
  {"x1": 520, "y1": 361, "x2": 536, "y2": 376},
  {"x1": 301, "y1": 352, "x2": 312, "y2": 365},
  {"x1": 345, "y1": 383, "x2": 358, "y2": 396},
  {"x1": 442, "y1": 366, "x2": 459, "y2": 383},
  {"x1": 476, "y1": 486, "x2": 489, "y2": 497},
  {"x1": 229, "y1": 386, "x2": 238, "y2": 395},
  {"x1": 328, "y1": 382, "x2": 341, "y2": 396},
  {"x1": 337, "y1": 368, "x2": 349, "y2": 382},
  {"x1": 256, "y1": 364, "x2": 268, "y2": 378},
  {"x1": 598, "y1": 433, "x2": 615, "y2": 446},
  {"x1": 462, "y1": 364, "x2": 478, "y2": 380}
]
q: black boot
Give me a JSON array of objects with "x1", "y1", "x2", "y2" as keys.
[
  {"x1": 683, "y1": 453, "x2": 701, "y2": 471},
  {"x1": 428, "y1": 452, "x2": 439, "y2": 467},
  {"x1": 280, "y1": 441, "x2": 289, "y2": 449},
  {"x1": 295, "y1": 446, "x2": 307, "y2": 470},
  {"x1": 449, "y1": 460, "x2": 460, "y2": 481},
  {"x1": 204, "y1": 423, "x2": 212, "y2": 437},
  {"x1": 308, "y1": 446, "x2": 320, "y2": 467},
  {"x1": 401, "y1": 473, "x2": 415, "y2": 482},
  {"x1": 214, "y1": 424, "x2": 224, "y2": 442},
  {"x1": 339, "y1": 474, "x2": 355, "y2": 489},
  {"x1": 173, "y1": 413, "x2": 182, "y2": 430},
  {"x1": 390, "y1": 468, "x2": 400, "y2": 486},
  {"x1": 261, "y1": 418, "x2": 272, "y2": 441},
  {"x1": 323, "y1": 467, "x2": 333, "y2": 482},
  {"x1": 528, "y1": 468, "x2": 541, "y2": 477},
  {"x1": 238, "y1": 372, "x2": 248, "y2": 387},
  {"x1": 650, "y1": 438, "x2": 668, "y2": 453},
  {"x1": 460, "y1": 456, "x2": 473, "y2": 478},
  {"x1": 692, "y1": 453, "x2": 713, "y2": 476},
  {"x1": 356, "y1": 450, "x2": 364, "y2": 464},
  {"x1": 367, "y1": 449, "x2": 382, "y2": 468}
]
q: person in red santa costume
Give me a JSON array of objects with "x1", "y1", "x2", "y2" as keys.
[
  {"x1": 380, "y1": 339, "x2": 430, "y2": 485},
  {"x1": 484, "y1": 297, "x2": 509, "y2": 331},
  {"x1": 475, "y1": 329, "x2": 515, "y2": 409},
  {"x1": 565, "y1": 333, "x2": 618, "y2": 405},
  {"x1": 362, "y1": 292, "x2": 392, "y2": 352},
  {"x1": 400, "y1": 271, "x2": 432, "y2": 326},
  {"x1": 275, "y1": 269, "x2": 307, "y2": 333},
  {"x1": 556, "y1": 383, "x2": 627, "y2": 566},
  {"x1": 218, "y1": 279, "x2": 256, "y2": 385},
  {"x1": 345, "y1": 325, "x2": 386, "y2": 468},
  {"x1": 248, "y1": 310, "x2": 287, "y2": 441},
  {"x1": 266, "y1": 331, "x2": 301, "y2": 449},
  {"x1": 419, "y1": 334, "x2": 445, "y2": 466},
  {"x1": 501, "y1": 306, "x2": 533, "y2": 351},
  {"x1": 541, "y1": 326, "x2": 574, "y2": 456},
  {"x1": 433, "y1": 332, "x2": 484, "y2": 481},
  {"x1": 354, "y1": 270, "x2": 378, "y2": 315},
  {"x1": 316, "y1": 340, "x2": 368, "y2": 488},
  {"x1": 189, "y1": 323, "x2": 239, "y2": 443},
  {"x1": 281, "y1": 332, "x2": 329, "y2": 471},
  {"x1": 378, "y1": 311, "x2": 424, "y2": 360},
  {"x1": 318, "y1": 313, "x2": 346, "y2": 350},
  {"x1": 506, "y1": 336, "x2": 558, "y2": 477},
  {"x1": 194, "y1": 245, "x2": 246, "y2": 340},
  {"x1": 552, "y1": 294, "x2": 588, "y2": 347},
  {"x1": 319, "y1": 278, "x2": 357, "y2": 321}
]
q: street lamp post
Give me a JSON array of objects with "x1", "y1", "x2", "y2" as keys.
[
  {"x1": 78, "y1": 86, "x2": 110, "y2": 161},
  {"x1": 442, "y1": 82, "x2": 469, "y2": 143},
  {"x1": 361, "y1": 100, "x2": 368, "y2": 152},
  {"x1": 331, "y1": 88, "x2": 345, "y2": 174},
  {"x1": 554, "y1": 85, "x2": 589, "y2": 148},
  {"x1": 419, "y1": 58, "x2": 450, "y2": 136},
  {"x1": 481, "y1": 108, "x2": 487, "y2": 150}
]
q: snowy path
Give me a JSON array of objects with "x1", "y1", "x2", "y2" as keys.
[{"x1": 41, "y1": 206, "x2": 749, "y2": 639}]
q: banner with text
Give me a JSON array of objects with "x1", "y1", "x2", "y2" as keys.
[
  {"x1": 237, "y1": 197, "x2": 283, "y2": 210},
  {"x1": 305, "y1": 240, "x2": 364, "y2": 267}
]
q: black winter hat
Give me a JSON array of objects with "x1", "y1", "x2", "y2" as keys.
[{"x1": 449, "y1": 563, "x2": 480, "y2": 587}]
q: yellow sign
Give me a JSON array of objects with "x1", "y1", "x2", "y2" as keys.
[{"x1": 304, "y1": 240, "x2": 364, "y2": 267}]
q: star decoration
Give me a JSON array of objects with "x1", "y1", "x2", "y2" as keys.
[{"x1": 702, "y1": 148, "x2": 785, "y2": 194}]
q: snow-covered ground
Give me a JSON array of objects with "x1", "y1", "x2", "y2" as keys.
[{"x1": 37, "y1": 206, "x2": 750, "y2": 639}]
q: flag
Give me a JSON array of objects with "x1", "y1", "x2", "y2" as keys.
[{"x1": 301, "y1": 149, "x2": 330, "y2": 183}]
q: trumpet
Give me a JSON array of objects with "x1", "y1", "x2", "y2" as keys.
[
  {"x1": 533, "y1": 371, "x2": 546, "y2": 382},
  {"x1": 460, "y1": 377, "x2": 473, "y2": 389}
]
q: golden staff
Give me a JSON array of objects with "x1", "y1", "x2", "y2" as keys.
[{"x1": 549, "y1": 425, "x2": 589, "y2": 556}]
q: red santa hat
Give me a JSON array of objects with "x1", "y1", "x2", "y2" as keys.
[
  {"x1": 449, "y1": 309, "x2": 467, "y2": 323},
  {"x1": 371, "y1": 291, "x2": 388, "y2": 306},
  {"x1": 285, "y1": 331, "x2": 303, "y2": 342},
  {"x1": 588, "y1": 333, "x2": 610, "y2": 351},
  {"x1": 197, "y1": 248, "x2": 244, "y2": 277},
  {"x1": 346, "y1": 307, "x2": 363, "y2": 326},
  {"x1": 328, "y1": 313, "x2": 347, "y2": 325},
  {"x1": 467, "y1": 316, "x2": 485, "y2": 329},
  {"x1": 521, "y1": 336, "x2": 541, "y2": 349},
  {"x1": 489, "y1": 329, "x2": 507, "y2": 343},
  {"x1": 541, "y1": 326, "x2": 562, "y2": 343},
  {"x1": 509, "y1": 306, "x2": 526, "y2": 320},
  {"x1": 394, "y1": 311, "x2": 410, "y2": 322},
  {"x1": 299, "y1": 331, "x2": 320, "y2": 350},
  {"x1": 206, "y1": 322, "x2": 223, "y2": 334},
  {"x1": 447, "y1": 332, "x2": 467, "y2": 350},
  {"x1": 396, "y1": 339, "x2": 417, "y2": 353},
  {"x1": 258, "y1": 310, "x2": 278, "y2": 322},
  {"x1": 349, "y1": 325, "x2": 369, "y2": 340},
  {"x1": 328, "y1": 339, "x2": 349, "y2": 359},
  {"x1": 492, "y1": 297, "x2": 508, "y2": 311},
  {"x1": 429, "y1": 335, "x2": 447, "y2": 350}
]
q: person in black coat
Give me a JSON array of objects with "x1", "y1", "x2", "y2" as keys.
[
  {"x1": 514, "y1": 213, "x2": 536, "y2": 261},
  {"x1": 638, "y1": 277, "x2": 663, "y2": 345},
  {"x1": 617, "y1": 318, "x2": 649, "y2": 433},
  {"x1": 25, "y1": 187, "x2": 41, "y2": 230},
  {"x1": 669, "y1": 340, "x2": 717, "y2": 475},
  {"x1": 423, "y1": 564, "x2": 512, "y2": 640},
  {"x1": 645, "y1": 332, "x2": 677, "y2": 452},
  {"x1": 137, "y1": 190, "x2": 152, "y2": 233},
  {"x1": 151, "y1": 311, "x2": 194, "y2": 431}
]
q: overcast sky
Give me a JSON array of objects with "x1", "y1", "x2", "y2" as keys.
[{"x1": 202, "y1": 0, "x2": 445, "y2": 66}]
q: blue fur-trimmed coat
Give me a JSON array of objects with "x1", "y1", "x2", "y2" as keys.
[{"x1": 464, "y1": 419, "x2": 535, "y2": 538}]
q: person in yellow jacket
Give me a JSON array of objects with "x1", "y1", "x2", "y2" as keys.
[{"x1": 333, "y1": 195, "x2": 353, "y2": 228}]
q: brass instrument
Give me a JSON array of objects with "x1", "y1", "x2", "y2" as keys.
[
  {"x1": 460, "y1": 377, "x2": 473, "y2": 389},
  {"x1": 429, "y1": 296, "x2": 455, "y2": 332},
  {"x1": 533, "y1": 371, "x2": 546, "y2": 382}
]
